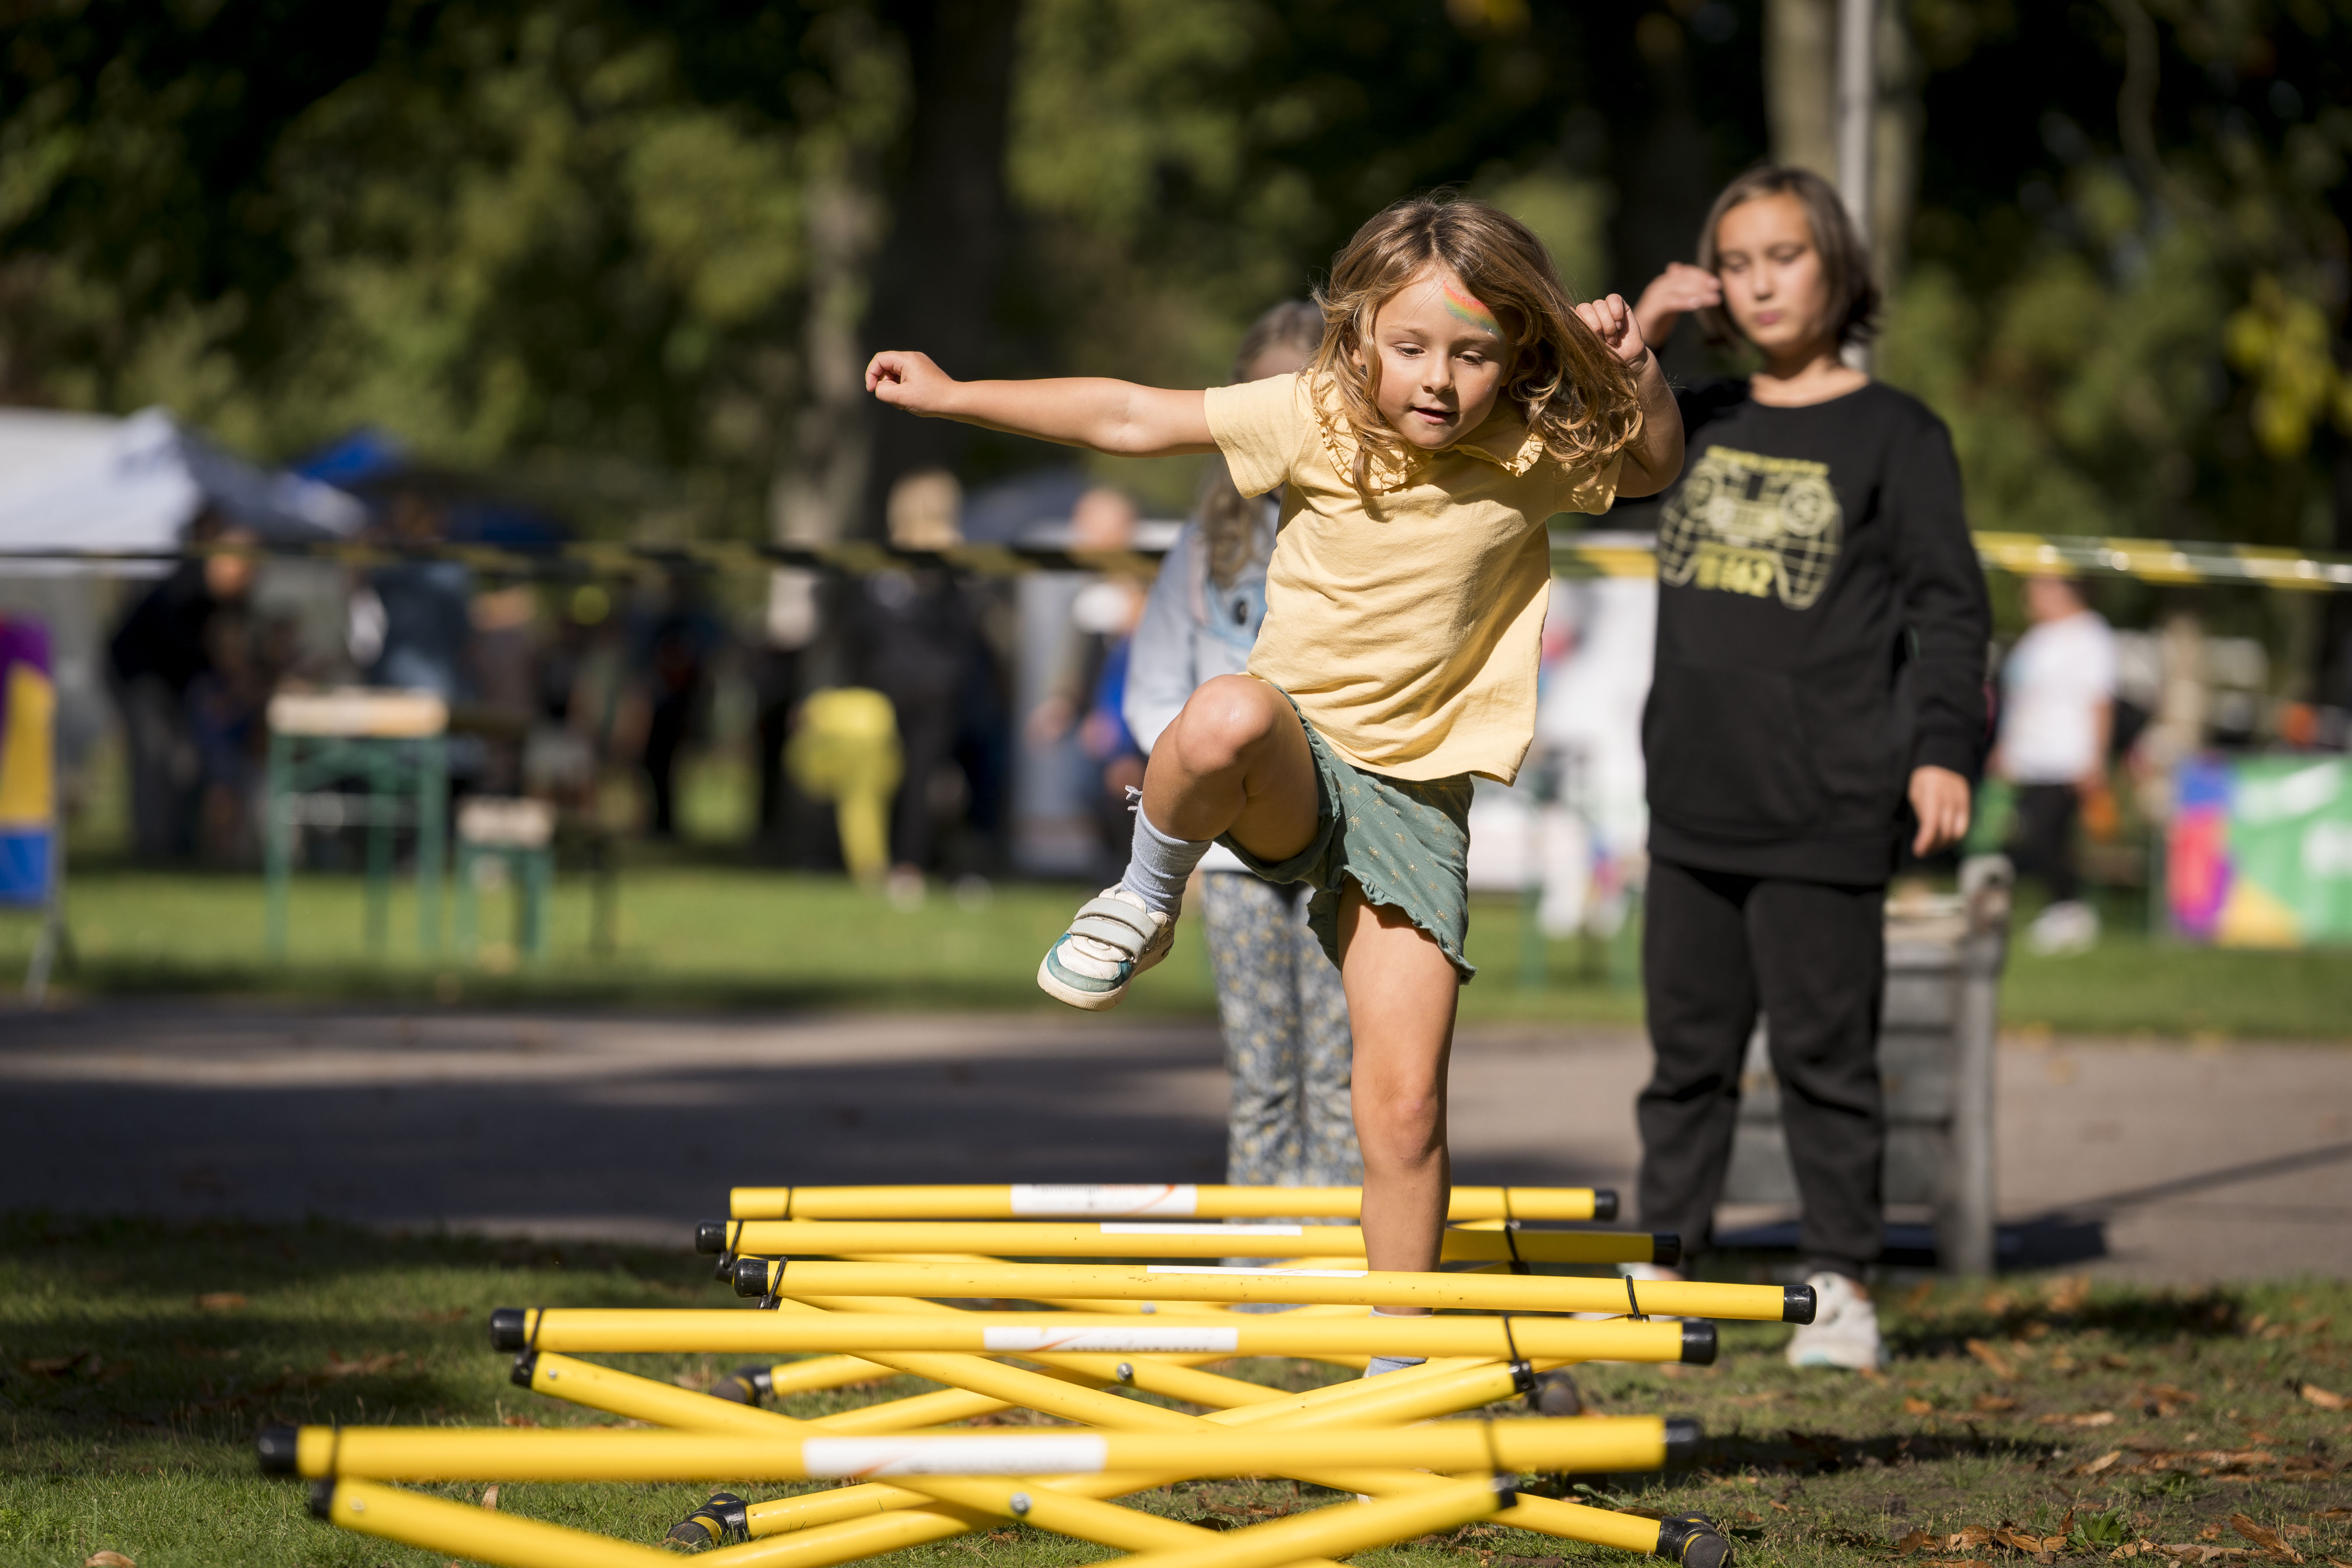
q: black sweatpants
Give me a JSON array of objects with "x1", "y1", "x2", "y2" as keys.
[
  {"x1": 2009, "y1": 782, "x2": 2081, "y2": 903},
  {"x1": 1637, "y1": 858, "x2": 1887, "y2": 1279}
]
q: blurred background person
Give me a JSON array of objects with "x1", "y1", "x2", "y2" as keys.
[
  {"x1": 845, "y1": 468, "x2": 1007, "y2": 893},
  {"x1": 1992, "y1": 574, "x2": 2117, "y2": 955},
  {"x1": 1628, "y1": 167, "x2": 1990, "y2": 1372},
  {"x1": 107, "y1": 508, "x2": 255, "y2": 862},
  {"x1": 358, "y1": 489, "x2": 472, "y2": 701},
  {"x1": 637, "y1": 577, "x2": 721, "y2": 839},
  {"x1": 1123, "y1": 299, "x2": 1360, "y2": 1198},
  {"x1": 1028, "y1": 485, "x2": 1147, "y2": 880}
]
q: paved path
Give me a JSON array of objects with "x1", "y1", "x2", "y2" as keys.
[{"x1": 0, "y1": 1004, "x2": 2345, "y2": 1282}]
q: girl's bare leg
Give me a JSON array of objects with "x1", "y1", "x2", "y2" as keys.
[
  {"x1": 1338, "y1": 884, "x2": 1458, "y2": 1294},
  {"x1": 1141, "y1": 675, "x2": 1319, "y2": 859}
]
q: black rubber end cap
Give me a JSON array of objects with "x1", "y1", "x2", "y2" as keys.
[
  {"x1": 1591, "y1": 1189, "x2": 1618, "y2": 1222},
  {"x1": 695, "y1": 1220, "x2": 729, "y2": 1255},
  {"x1": 1663, "y1": 1415, "x2": 1703, "y2": 1461},
  {"x1": 257, "y1": 1425, "x2": 300, "y2": 1475},
  {"x1": 488, "y1": 1307, "x2": 528, "y2": 1351},
  {"x1": 306, "y1": 1479, "x2": 336, "y2": 1522},
  {"x1": 1783, "y1": 1284, "x2": 1817, "y2": 1325},
  {"x1": 733, "y1": 1256, "x2": 773, "y2": 1297},
  {"x1": 510, "y1": 1351, "x2": 538, "y2": 1389},
  {"x1": 1651, "y1": 1232, "x2": 1682, "y2": 1267},
  {"x1": 1679, "y1": 1319, "x2": 1718, "y2": 1366},
  {"x1": 1657, "y1": 1513, "x2": 1732, "y2": 1568}
]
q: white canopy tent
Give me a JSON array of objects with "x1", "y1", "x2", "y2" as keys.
[{"x1": 0, "y1": 406, "x2": 365, "y2": 577}]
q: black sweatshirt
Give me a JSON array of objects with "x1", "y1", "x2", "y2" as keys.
[{"x1": 1642, "y1": 378, "x2": 1991, "y2": 885}]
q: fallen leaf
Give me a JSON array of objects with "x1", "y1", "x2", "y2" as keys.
[
  {"x1": 1899, "y1": 1530, "x2": 1940, "y2": 1552},
  {"x1": 1953, "y1": 1527, "x2": 1996, "y2": 1549},
  {"x1": 501, "y1": 1414, "x2": 539, "y2": 1428},
  {"x1": 322, "y1": 1352, "x2": 406, "y2": 1378},
  {"x1": 1969, "y1": 1339, "x2": 2018, "y2": 1379},
  {"x1": 1907, "y1": 1396, "x2": 1937, "y2": 1416},
  {"x1": 480, "y1": 1486, "x2": 499, "y2": 1511},
  {"x1": 2047, "y1": 1276, "x2": 2092, "y2": 1314},
  {"x1": 2230, "y1": 1516, "x2": 2302, "y2": 1564},
  {"x1": 2312, "y1": 1510, "x2": 2350, "y2": 1521},
  {"x1": 84, "y1": 1555, "x2": 136, "y2": 1568},
  {"x1": 2301, "y1": 1386, "x2": 2347, "y2": 1412},
  {"x1": 1768, "y1": 1500, "x2": 1793, "y2": 1514},
  {"x1": 25, "y1": 1351, "x2": 91, "y2": 1375},
  {"x1": 1976, "y1": 1394, "x2": 2022, "y2": 1413},
  {"x1": 1997, "y1": 1528, "x2": 2047, "y2": 1553},
  {"x1": 2040, "y1": 1411, "x2": 2118, "y2": 1427},
  {"x1": 196, "y1": 1293, "x2": 246, "y2": 1310}
]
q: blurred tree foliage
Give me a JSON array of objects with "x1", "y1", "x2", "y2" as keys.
[
  {"x1": 0, "y1": 0, "x2": 2342, "y2": 556},
  {"x1": 1881, "y1": 0, "x2": 2352, "y2": 556}
]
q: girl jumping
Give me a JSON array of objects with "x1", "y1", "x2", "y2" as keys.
[{"x1": 866, "y1": 195, "x2": 1683, "y2": 1304}]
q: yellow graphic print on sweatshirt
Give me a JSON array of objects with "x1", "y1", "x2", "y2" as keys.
[{"x1": 1658, "y1": 444, "x2": 1842, "y2": 610}]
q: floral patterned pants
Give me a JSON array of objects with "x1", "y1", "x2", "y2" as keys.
[{"x1": 1200, "y1": 870, "x2": 1361, "y2": 1196}]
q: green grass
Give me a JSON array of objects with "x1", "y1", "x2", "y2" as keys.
[
  {"x1": 8, "y1": 864, "x2": 2352, "y2": 1037},
  {"x1": 3, "y1": 1214, "x2": 2348, "y2": 1568}
]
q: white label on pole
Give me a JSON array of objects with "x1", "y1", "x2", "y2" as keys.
[
  {"x1": 982, "y1": 1325, "x2": 1240, "y2": 1353},
  {"x1": 802, "y1": 1436, "x2": 1109, "y2": 1478},
  {"x1": 1147, "y1": 1265, "x2": 1368, "y2": 1278},
  {"x1": 1098, "y1": 1222, "x2": 1303, "y2": 1237},
  {"x1": 1009, "y1": 1184, "x2": 1198, "y2": 1217}
]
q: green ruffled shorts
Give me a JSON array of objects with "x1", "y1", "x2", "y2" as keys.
[{"x1": 1215, "y1": 689, "x2": 1477, "y2": 982}]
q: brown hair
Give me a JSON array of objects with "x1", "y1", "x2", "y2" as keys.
[
  {"x1": 1310, "y1": 193, "x2": 1641, "y2": 491},
  {"x1": 1197, "y1": 300, "x2": 1324, "y2": 588},
  {"x1": 1693, "y1": 166, "x2": 1880, "y2": 347}
]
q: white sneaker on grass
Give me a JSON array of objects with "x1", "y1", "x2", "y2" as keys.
[
  {"x1": 1036, "y1": 886, "x2": 1176, "y2": 1011},
  {"x1": 1784, "y1": 1271, "x2": 1884, "y2": 1370},
  {"x1": 2028, "y1": 899, "x2": 2100, "y2": 956}
]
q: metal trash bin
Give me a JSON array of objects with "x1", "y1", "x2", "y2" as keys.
[{"x1": 1721, "y1": 855, "x2": 2013, "y2": 1275}]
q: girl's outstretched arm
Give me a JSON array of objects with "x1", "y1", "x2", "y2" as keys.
[
  {"x1": 866, "y1": 351, "x2": 1216, "y2": 458},
  {"x1": 1572, "y1": 294, "x2": 1685, "y2": 499}
]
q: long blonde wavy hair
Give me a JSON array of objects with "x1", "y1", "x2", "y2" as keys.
[
  {"x1": 1197, "y1": 299, "x2": 1324, "y2": 589},
  {"x1": 1310, "y1": 194, "x2": 1643, "y2": 491}
]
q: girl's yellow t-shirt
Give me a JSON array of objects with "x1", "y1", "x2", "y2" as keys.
[{"x1": 1203, "y1": 371, "x2": 1621, "y2": 785}]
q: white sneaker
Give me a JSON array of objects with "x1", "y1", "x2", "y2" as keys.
[
  {"x1": 2027, "y1": 899, "x2": 2099, "y2": 956},
  {"x1": 1784, "y1": 1271, "x2": 1884, "y2": 1370},
  {"x1": 1036, "y1": 887, "x2": 1176, "y2": 1011}
]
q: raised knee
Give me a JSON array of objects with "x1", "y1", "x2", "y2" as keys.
[{"x1": 1175, "y1": 677, "x2": 1279, "y2": 769}]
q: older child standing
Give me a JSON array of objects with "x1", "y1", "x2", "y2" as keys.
[{"x1": 868, "y1": 195, "x2": 1682, "y2": 1298}]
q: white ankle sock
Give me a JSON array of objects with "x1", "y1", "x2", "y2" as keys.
[
  {"x1": 1117, "y1": 805, "x2": 1212, "y2": 917},
  {"x1": 1362, "y1": 1308, "x2": 1427, "y2": 1378}
]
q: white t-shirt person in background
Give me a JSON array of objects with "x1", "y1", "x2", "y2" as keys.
[{"x1": 1992, "y1": 575, "x2": 2117, "y2": 954}]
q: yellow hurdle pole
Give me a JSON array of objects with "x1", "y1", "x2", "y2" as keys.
[
  {"x1": 727, "y1": 1184, "x2": 1613, "y2": 1223},
  {"x1": 1108, "y1": 1479, "x2": 1509, "y2": 1568},
  {"x1": 490, "y1": 1308, "x2": 1714, "y2": 1365},
  {"x1": 772, "y1": 1293, "x2": 1332, "y2": 1396},
  {"x1": 496, "y1": 1355, "x2": 1350, "y2": 1568},
  {"x1": 702, "y1": 1218, "x2": 1670, "y2": 1266},
  {"x1": 734, "y1": 1257, "x2": 1811, "y2": 1323},
  {"x1": 266, "y1": 1417, "x2": 1685, "y2": 1481},
  {"x1": 516, "y1": 1350, "x2": 1018, "y2": 1434},
  {"x1": 309, "y1": 1477, "x2": 689, "y2": 1567}
]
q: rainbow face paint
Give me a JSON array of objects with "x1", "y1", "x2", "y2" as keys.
[{"x1": 1441, "y1": 281, "x2": 1502, "y2": 339}]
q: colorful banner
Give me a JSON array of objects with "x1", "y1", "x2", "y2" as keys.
[
  {"x1": 0, "y1": 616, "x2": 54, "y2": 906},
  {"x1": 2169, "y1": 754, "x2": 2352, "y2": 946}
]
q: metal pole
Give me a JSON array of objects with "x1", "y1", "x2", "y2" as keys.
[
  {"x1": 264, "y1": 733, "x2": 292, "y2": 962},
  {"x1": 1836, "y1": 0, "x2": 1876, "y2": 370}
]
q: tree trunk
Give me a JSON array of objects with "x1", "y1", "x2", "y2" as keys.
[
  {"x1": 1766, "y1": 0, "x2": 1836, "y2": 177},
  {"x1": 854, "y1": 0, "x2": 1024, "y2": 542}
]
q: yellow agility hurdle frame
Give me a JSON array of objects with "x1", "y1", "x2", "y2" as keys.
[
  {"x1": 261, "y1": 1416, "x2": 1696, "y2": 1480},
  {"x1": 727, "y1": 1256, "x2": 1814, "y2": 1322},
  {"x1": 695, "y1": 1217, "x2": 1674, "y2": 1266},
  {"x1": 727, "y1": 1183, "x2": 1617, "y2": 1222},
  {"x1": 485, "y1": 1306, "x2": 1718, "y2": 1362}
]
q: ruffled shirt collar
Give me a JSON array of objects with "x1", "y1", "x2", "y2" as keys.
[{"x1": 1306, "y1": 373, "x2": 1550, "y2": 493}]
